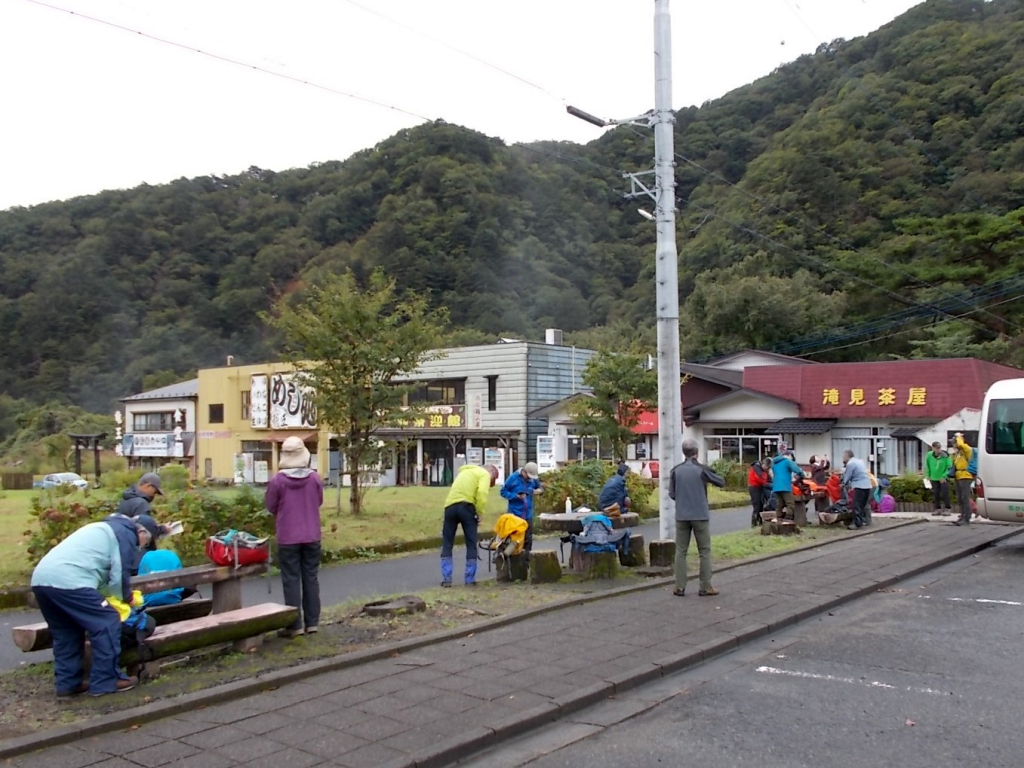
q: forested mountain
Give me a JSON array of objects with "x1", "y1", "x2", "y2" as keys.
[{"x1": 0, "y1": 0, "x2": 1022, "y2": 418}]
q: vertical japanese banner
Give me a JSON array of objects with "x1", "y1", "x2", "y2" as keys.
[{"x1": 250, "y1": 374, "x2": 269, "y2": 429}]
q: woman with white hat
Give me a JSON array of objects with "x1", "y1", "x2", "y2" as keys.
[{"x1": 265, "y1": 436, "x2": 323, "y2": 638}]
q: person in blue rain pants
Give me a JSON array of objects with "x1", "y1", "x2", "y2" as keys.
[{"x1": 440, "y1": 464, "x2": 499, "y2": 587}]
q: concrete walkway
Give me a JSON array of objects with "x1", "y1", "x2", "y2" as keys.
[{"x1": 6, "y1": 521, "x2": 1019, "y2": 768}]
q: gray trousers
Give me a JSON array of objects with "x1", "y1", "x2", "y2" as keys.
[
  {"x1": 675, "y1": 520, "x2": 712, "y2": 592},
  {"x1": 956, "y1": 478, "x2": 974, "y2": 523}
]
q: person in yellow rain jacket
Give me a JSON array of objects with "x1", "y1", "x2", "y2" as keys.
[
  {"x1": 441, "y1": 464, "x2": 499, "y2": 587},
  {"x1": 950, "y1": 432, "x2": 975, "y2": 526}
]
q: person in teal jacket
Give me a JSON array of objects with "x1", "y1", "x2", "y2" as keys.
[
  {"x1": 924, "y1": 442, "x2": 952, "y2": 516},
  {"x1": 771, "y1": 445, "x2": 804, "y2": 521},
  {"x1": 31, "y1": 515, "x2": 163, "y2": 697}
]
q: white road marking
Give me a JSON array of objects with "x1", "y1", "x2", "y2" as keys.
[
  {"x1": 755, "y1": 666, "x2": 950, "y2": 696},
  {"x1": 918, "y1": 596, "x2": 1024, "y2": 606}
]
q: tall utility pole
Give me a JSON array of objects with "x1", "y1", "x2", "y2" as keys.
[
  {"x1": 567, "y1": 0, "x2": 681, "y2": 540},
  {"x1": 652, "y1": 0, "x2": 681, "y2": 541}
]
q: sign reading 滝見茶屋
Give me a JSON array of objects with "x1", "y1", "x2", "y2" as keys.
[{"x1": 821, "y1": 387, "x2": 927, "y2": 408}]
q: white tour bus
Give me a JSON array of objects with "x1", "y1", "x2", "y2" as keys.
[{"x1": 976, "y1": 378, "x2": 1024, "y2": 523}]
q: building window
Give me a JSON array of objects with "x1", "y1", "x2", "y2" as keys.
[
  {"x1": 241, "y1": 440, "x2": 273, "y2": 467},
  {"x1": 209, "y1": 404, "x2": 225, "y2": 424},
  {"x1": 487, "y1": 376, "x2": 498, "y2": 411},
  {"x1": 408, "y1": 379, "x2": 465, "y2": 405},
  {"x1": 204, "y1": 458, "x2": 213, "y2": 479},
  {"x1": 241, "y1": 390, "x2": 251, "y2": 420},
  {"x1": 132, "y1": 412, "x2": 175, "y2": 432}
]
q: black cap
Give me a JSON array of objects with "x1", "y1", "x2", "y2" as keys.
[{"x1": 136, "y1": 514, "x2": 162, "y2": 542}]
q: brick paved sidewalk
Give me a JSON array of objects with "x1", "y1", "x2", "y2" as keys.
[{"x1": 8, "y1": 522, "x2": 1020, "y2": 768}]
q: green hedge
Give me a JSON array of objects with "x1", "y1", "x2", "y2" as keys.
[
  {"x1": 887, "y1": 473, "x2": 969, "y2": 504},
  {"x1": 535, "y1": 460, "x2": 655, "y2": 517},
  {"x1": 24, "y1": 485, "x2": 273, "y2": 568}
]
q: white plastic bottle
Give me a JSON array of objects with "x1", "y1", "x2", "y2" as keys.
[{"x1": 565, "y1": 497, "x2": 573, "y2": 514}]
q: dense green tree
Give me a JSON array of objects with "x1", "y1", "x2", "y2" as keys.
[
  {"x1": 265, "y1": 270, "x2": 448, "y2": 515},
  {"x1": 570, "y1": 352, "x2": 658, "y2": 463}
]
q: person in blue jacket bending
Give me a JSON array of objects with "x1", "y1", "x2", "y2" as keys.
[
  {"x1": 500, "y1": 462, "x2": 541, "y2": 556},
  {"x1": 771, "y1": 444, "x2": 804, "y2": 521}
]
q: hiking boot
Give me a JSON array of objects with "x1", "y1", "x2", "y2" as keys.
[
  {"x1": 672, "y1": 589, "x2": 686, "y2": 597},
  {"x1": 936, "y1": 510, "x2": 951, "y2": 517},
  {"x1": 304, "y1": 626, "x2": 318, "y2": 635},
  {"x1": 699, "y1": 587, "x2": 720, "y2": 597},
  {"x1": 278, "y1": 627, "x2": 304, "y2": 638},
  {"x1": 90, "y1": 677, "x2": 138, "y2": 697},
  {"x1": 441, "y1": 581, "x2": 452, "y2": 588},
  {"x1": 57, "y1": 682, "x2": 88, "y2": 698}
]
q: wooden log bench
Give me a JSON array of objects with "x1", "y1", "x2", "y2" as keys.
[
  {"x1": 14, "y1": 563, "x2": 295, "y2": 676},
  {"x1": 13, "y1": 598, "x2": 214, "y2": 653}
]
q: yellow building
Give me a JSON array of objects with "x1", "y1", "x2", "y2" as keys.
[{"x1": 197, "y1": 362, "x2": 329, "y2": 482}]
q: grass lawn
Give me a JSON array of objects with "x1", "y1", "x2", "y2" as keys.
[{"x1": 0, "y1": 485, "x2": 749, "y2": 586}]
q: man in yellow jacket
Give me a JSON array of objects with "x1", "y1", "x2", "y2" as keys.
[
  {"x1": 441, "y1": 464, "x2": 499, "y2": 587},
  {"x1": 950, "y1": 433, "x2": 975, "y2": 526}
]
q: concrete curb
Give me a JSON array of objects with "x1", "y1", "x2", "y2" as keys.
[{"x1": 0, "y1": 518, "x2": 928, "y2": 759}]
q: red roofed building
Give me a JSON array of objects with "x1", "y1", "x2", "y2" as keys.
[{"x1": 629, "y1": 352, "x2": 1022, "y2": 476}]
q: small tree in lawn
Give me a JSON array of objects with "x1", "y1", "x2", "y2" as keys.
[
  {"x1": 569, "y1": 351, "x2": 658, "y2": 463},
  {"x1": 267, "y1": 269, "x2": 448, "y2": 515}
]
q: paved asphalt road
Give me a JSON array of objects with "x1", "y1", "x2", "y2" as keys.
[
  {"x1": 0, "y1": 506, "x2": 751, "y2": 671},
  {"x1": 474, "y1": 532, "x2": 1024, "y2": 768}
]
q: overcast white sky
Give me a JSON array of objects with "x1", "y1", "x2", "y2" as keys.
[{"x1": 0, "y1": 0, "x2": 923, "y2": 211}]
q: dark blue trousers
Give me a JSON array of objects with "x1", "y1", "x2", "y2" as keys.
[{"x1": 33, "y1": 586, "x2": 127, "y2": 695}]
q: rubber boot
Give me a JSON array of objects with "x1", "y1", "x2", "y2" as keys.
[
  {"x1": 464, "y1": 557, "x2": 478, "y2": 586},
  {"x1": 441, "y1": 556, "x2": 453, "y2": 587}
]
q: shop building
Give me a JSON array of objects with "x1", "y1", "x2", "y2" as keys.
[
  {"x1": 668, "y1": 352, "x2": 1019, "y2": 475},
  {"x1": 535, "y1": 351, "x2": 1021, "y2": 477},
  {"x1": 119, "y1": 379, "x2": 198, "y2": 473},
  {"x1": 194, "y1": 332, "x2": 593, "y2": 485}
]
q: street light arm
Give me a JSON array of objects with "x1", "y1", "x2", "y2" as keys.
[{"x1": 566, "y1": 105, "x2": 609, "y2": 128}]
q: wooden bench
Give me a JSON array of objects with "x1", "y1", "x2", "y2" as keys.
[
  {"x1": 16, "y1": 563, "x2": 296, "y2": 675},
  {"x1": 13, "y1": 598, "x2": 214, "y2": 652},
  {"x1": 122, "y1": 603, "x2": 298, "y2": 668}
]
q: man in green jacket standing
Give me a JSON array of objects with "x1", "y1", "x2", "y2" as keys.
[{"x1": 925, "y1": 441, "x2": 952, "y2": 517}]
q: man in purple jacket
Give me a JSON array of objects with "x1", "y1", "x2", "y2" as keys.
[{"x1": 265, "y1": 436, "x2": 323, "y2": 638}]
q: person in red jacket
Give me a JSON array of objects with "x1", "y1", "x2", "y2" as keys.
[{"x1": 748, "y1": 458, "x2": 772, "y2": 527}]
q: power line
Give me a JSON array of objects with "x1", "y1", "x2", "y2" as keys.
[
  {"x1": 23, "y1": 0, "x2": 435, "y2": 123},
  {"x1": 622, "y1": 125, "x2": 1019, "y2": 332},
  {"x1": 339, "y1": 0, "x2": 566, "y2": 104},
  {"x1": 791, "y1": 292, "x2": 1024, "y2": 357},
  {"x1": 678, "y1": 194, "x2": 999, "y2": 331}
]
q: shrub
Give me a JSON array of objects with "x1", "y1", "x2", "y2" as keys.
[
  {"x1": 102, "y1": 468, "x2": 144, "y2": 493},
  {"x1": 711, "y1": 459, "x2": 747, "y2": 491},
  {"x1": 159, "y1": 464, "x2": 191, "y2": 492},
  {"x1": 160, "y1": 486, "x2": 274, "y2": 565},
  {"x1": 24, "y1": 488, "x2": 119, "y2": 567},
  {"x1": 24, "y1": 485, "x2": 275, "y2": 569},
  {"x1": 534, "y1": 460, "x2": 654, "y2": 517},
  {"x1": 887, "y1": 474, "x2": 928, "y2": 503}
]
